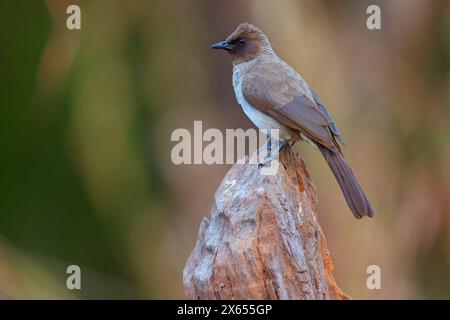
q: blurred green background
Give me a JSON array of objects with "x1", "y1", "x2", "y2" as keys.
[{"x1": 0, "y1": 0, "x2": 449, "y2": 299}]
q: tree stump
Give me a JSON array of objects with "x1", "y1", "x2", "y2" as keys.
[{"x1": 183, "y1": 146, "x2": 349, "y2": 300}]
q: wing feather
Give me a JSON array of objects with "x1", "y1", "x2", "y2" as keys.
[{"x1": 242, "y1": 61, "x2": 335, "y2": 149}]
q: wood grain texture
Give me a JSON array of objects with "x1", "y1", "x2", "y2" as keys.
[{"x1": 183, "y1": 146, "x2": 349, "y2": 300}]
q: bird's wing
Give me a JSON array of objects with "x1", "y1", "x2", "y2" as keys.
[
  {"x1": 310, "y1": 88, "x2": 345, "y2": 145},
  {"x1": 242, "y1": 61, "x2": 335, "y2": 149}
]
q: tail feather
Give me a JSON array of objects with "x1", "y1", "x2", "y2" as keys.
[{"x1": 318, "y1": 145, "x2": 373, "y2": 219}]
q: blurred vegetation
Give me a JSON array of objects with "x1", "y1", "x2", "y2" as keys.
[{"x1": 0, "y1": 0, "x2": 449, "y2": 299}]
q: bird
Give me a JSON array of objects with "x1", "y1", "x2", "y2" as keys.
[{"x1": 211, "y1": 22, "x2": 373, "y2": 219}]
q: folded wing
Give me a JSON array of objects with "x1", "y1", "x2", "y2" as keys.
[{"x1": 242, "y1": 61, "x2": 338, "y2": 150}]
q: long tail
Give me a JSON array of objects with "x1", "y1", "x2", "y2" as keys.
[{"x1": 318, "y1": 145, "x2": 373, "y2": 219}]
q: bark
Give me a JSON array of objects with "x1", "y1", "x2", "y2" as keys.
[{"x1": 183, "y1": 146, "x2": 349, "y2": 300}]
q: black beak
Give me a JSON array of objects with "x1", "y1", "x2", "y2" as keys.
[{"x1": 210, "y1": 41, "x2": 233, "y2": 50}]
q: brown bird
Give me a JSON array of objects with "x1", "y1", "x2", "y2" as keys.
[{"x1": 211, "y1": 22, "x2": 373, "y2": 219}]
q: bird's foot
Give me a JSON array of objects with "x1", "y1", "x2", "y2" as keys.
[
  {"x1": 258, "y1": 139, "x2": 290, "y2": 169},
  {"x1": 258, "y1": 153, "x2": 274, "y2": 168},
  {"x1": 258, "y1": 158, "x2": 287, "y2": 170}
]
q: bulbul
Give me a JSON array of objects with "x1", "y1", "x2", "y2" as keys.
[{"x1": 211, "y1": 23, "x2": 373, "y2": 219}]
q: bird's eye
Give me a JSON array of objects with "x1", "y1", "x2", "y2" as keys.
[{"x1": 237, "y1": 38, "x2": 246, "y2": 46}]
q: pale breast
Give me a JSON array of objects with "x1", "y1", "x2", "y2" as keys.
[{"x1": 232, "y1": 66, "x2": 291, "y2": 140}]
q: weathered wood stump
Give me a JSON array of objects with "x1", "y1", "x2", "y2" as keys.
[{"x1": 183, "y1": 146, "x2": 349, "y2": 300}]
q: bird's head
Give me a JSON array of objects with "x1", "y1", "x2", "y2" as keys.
[{"x1": 211, "y1": 23, "x2": 273, "y2": 64}]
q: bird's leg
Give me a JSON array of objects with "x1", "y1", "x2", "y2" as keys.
[
  {"x1": 266, "y1": 134, "x2": 272, "y2": 158},
  {"x1": 278, "y1": 139, "x2": 290, "y2": 153},
  {"x1": 258, "y1": 134, "x2": 273, "y2": 168},
  {"x1": 259, "y1": 138, "x2": 290, "y2": 169}
]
